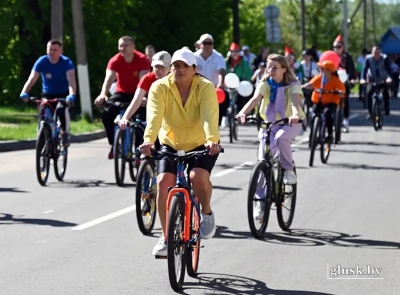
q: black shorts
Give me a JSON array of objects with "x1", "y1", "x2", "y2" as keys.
[{"x1": 157, "y1": 145, "x2": 218, "y2": 175}]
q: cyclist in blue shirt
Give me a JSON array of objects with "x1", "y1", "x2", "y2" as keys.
[{"x1": 20, "y1": 39, "x2": 76, "y2": 146}]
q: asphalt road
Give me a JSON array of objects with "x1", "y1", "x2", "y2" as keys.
[{"x1": 1, "y1": 98, "x2": 400, "y2": 295}]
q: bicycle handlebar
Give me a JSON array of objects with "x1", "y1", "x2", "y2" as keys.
[
  {"x1": 29, "y1": 97, "x2": 66, "y2": 103},
  {"x1": 136, "y1": 147, "x2": 224, "y2": 162},
  {"x1": 241, "y1": 115, "x2": 303, "y2": 129},
  {"x1": 314, "y1": 89, "x2": 344, "y2": 95}
]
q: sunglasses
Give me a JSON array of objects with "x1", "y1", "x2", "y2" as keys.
[
  {"x1": 333, "y1": 45, "x2": 343, "y2": 49},
  {"x1": 202, "y1": 42, "x2": 213, "y2": 46}
]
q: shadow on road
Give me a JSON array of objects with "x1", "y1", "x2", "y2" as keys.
[
  {"x1": 0, "y1": 213, "x2": 77, "y2": 227},
  {"x1": 179, "y1": 272, "x2": 334, "y2": 295},
  {"x1": 214, "y1": 227, "x2": 400, "y2": 250},
  {"x1": 0, "y1": 187, "x2": 30, "y2": 193},
  {"x1": 46, "y1": 179, "x2": 136, "y2": 189}
]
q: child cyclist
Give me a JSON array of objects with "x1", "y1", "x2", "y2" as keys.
[
  {"x1": 236, "y1": 54, "x2": 305, "y2": 186},
  {"x1": 302, "y1": 60, "x2": 345, "y2": 143}
]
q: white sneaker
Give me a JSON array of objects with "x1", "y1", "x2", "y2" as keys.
[
  {"x1": 152, "y1": 237, "x2": 167, "y2": 256},
  {"x1": 254, "y1": 201, "x2": 265, "y2": 220},
  {"x1": 200, "y1": 211, "x2": 216, "y2": 240},
  {"x1": 283, "y1": 170, "x2": 297, "y2": 185}
]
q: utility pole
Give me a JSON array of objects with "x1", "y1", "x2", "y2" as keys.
[
  {"x1": 71, "y1": 0, "x2": 93, "y2": 119},
  {"x1": 343, "y1": 0, "x2": 349, "y2": 49},
  {"x1": 51, "y1": 0, "x2": 63, "y2": 41},
  {"x1": 300, "y1": 0, "x2": 306, "y2": 50},
  {"x1": 232, "y1": 0, "x2": 240, "y2": 44},
  {"x1": 363, "y1": 0, "x2": 367, "y2": 49}
]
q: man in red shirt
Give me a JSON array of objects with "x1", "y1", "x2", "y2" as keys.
[
  {"x1": 95, "y1": 36, "x2": 150, "y2": 158},
  {"x1": 118, "y1": 50, "x2": 171, "y2": 130}
]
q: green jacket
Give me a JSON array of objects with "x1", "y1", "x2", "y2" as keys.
[{"x1": 226, "y1": 58, "x2": 252, "y2": 81}]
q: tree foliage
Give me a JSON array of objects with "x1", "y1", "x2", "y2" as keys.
[{"x1": 0, "y1": 0, "x2": 398, "y2": 107}]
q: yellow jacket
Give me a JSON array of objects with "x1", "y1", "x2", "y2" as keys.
[{"x1": 143, "y1": 73, "x2": 220, "y2": 151}]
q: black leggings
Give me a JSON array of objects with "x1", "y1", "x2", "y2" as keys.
[
  {"x1": 39, "y1": 92, "x2": 69, "y2": 132},
  {"x1": 313, "y1": 103, "x2": 337, "y2": 136}
]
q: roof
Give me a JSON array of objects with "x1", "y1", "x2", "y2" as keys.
[{"x1": 381, "y1": 26, "x2": 400, "y2": 42}]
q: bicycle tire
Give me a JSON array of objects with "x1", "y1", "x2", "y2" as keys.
[
  {"x1": 320, "y1": 125, "x2": 331, "y2": 164},
  {"x1": 334, "y1": 107, "x2": 341, "y2": 144},
  {"x1": 232, "y1": 106, "x2": 238, "y2": 141},
  {"x1": 186, "y1": 196, "x2": 201, "y2": 277},
  {"x1": 129, "y1": 128, "x2": 137, "y2": 182},
  {"x1": 167, "y1": 194, "x2": 186, "y2": 291},
  {"x1": 135, "y1": 159, "x2": 157, "y2": 235},
  {"x1": 227, "y1": 107, "x2": 233, "y2": 144},
  {"x1": 309, "y1": 116, "x2": 320, "y2": 167},
  {"x1": 35, "y1": 125, "x2": 51, "y2": 186},
  {"x1": 54, "y1": 133, "x2": 68, "y2": 181},
  {"x1": 114, "y1": 128, "x2": 126, "y2": 186},
  {"x1": 276, "y1": 167, "x2": 297, "y2": 231},
  {"x1": 247, "y1": 161, "x2": 272, "y2": 239},
  {"x1": 371, "y1": 98, "x2": 381, "y2": 131}
]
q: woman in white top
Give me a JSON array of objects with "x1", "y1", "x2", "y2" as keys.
[{"x1": 300, "y1": 50, "x2": 318, "y2": 82}]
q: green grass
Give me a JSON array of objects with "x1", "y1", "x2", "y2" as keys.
[{"x1": 0, "y1": 106, "x2": 103, "y2": 141}]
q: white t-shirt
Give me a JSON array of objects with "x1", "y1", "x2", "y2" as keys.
[
  {"x1": 301, "y1": 60, "x2": 318, "y2": 79},
  {"x1": 194, "y1": 49, "x2": 226, "y2": 87}
]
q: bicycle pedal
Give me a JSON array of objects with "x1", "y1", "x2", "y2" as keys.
[{"x1": 155, "y1": 255, "x2": 167, "y2": 260}]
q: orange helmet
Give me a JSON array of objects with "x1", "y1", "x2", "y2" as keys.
[{"x1": 317, "y1": 60, "x2": 336, "y2": 72}]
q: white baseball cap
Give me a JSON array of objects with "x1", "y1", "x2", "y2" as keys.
[
  {"x1": 151, "y1": 51, "x2": 171, "y2": 68},
  {"x1": 242, "y1": 45, "x2": 250, "y2": 51},
  {"x1": 198, "y1": 33, "x2": 214, "y2": 44},
  {"x1": 171, "y1": 48, "x2": 197, "y2": 66}
]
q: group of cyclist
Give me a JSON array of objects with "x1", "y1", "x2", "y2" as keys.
[{"x1": 19, "y1": 34, "x2": 396, "y2": 257}]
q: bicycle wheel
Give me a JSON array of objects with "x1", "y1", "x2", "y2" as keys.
[
  {"x1": 232, "y1": 105, "x2": 238, "y2": 141},
  {"x1": 129, "y1": 128, "x2": 138, "y2": 182},
  {"x1": 35, "y1": 125, "x2": 51, "y2": 186},
  {"x1": 309, "y1": 116, "x2": 320, "y2": 167},
  {"x1": 301, "y1": 101, "x2": 308, "y2": 131},
  {"x1": 371, "y1": 97, "x2": 380, "y2": 131},
  {"x1": 277, "y1": 167, "x2": 297, "y2": 231},
  {"x1": 167, "y1": 194, "x2": 186, "y2": 291},
  {"x1": 247, "y1": 161, "x2": 272, "y2": 239},
  {"x1": 320, "y1": 125, "x2": 331, "y2": 164},
  {"x1": 114, "y1": 128, "x2": 126, "y2": 186},
  {"x1": 227, "y1": 107, "x2": 233, "y2": 143},
  {"x1": 334, "y1": 107, "x2": 341, "y2": 144},
  {"x1": 186, "y1": 196, "x2": 201, "y2": 277},
  {"x1": 135, "y1": 159, "x2": 157, "y2": 235},
  {"x1": 54, "y1": 133, "x2": 68, "y2": 181}
]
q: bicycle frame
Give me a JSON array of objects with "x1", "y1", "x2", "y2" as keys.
[{"x1": 165, "y1": 160, "x2": 200, "y2": 245}]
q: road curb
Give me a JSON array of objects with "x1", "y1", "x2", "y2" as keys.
[{"x1": 0, "y1": 130, "x2": 106, "y2": 153}]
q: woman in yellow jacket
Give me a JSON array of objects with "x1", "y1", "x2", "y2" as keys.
[{"x1": 139, "y1": 48, "x2": 223, "y2": 257}]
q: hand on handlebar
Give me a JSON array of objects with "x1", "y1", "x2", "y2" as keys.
[
  {"x1": 289, "y1": 115, "x2": 300, "y2": 125},
  {"x1": 235, "y1": 113, "x2": 247, "y2": 124},
  {"x1": 139, "y1": 142, "x2": 155, "y2": 156},
  {"x1": 118, "y1": 118, "x2": 130, "y2": 130},
  {"x1": 360, "y1": 79, "x2": 367, "y2": 85},
  {"x1": 94, "y1": 95, "x2": 108, "y2": 107},
  {"x1": 205, "y1": 141, "x2": 223, "y2": 156}
]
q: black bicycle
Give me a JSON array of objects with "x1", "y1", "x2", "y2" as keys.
[
  {"x1": 309, "y1": 89, "x2": 343, "y2": 167},
  {"x1": 226, "y1": 88, "x2": 239, "y2": 143},
  {"x1": 30, "y1": 97, "x2": 69, "y2": 186},
  {"x1": 367, "y1": 80, "x2": 387, "y2": 131},
  {"x1": 244, "y1": 116, "x2": 301, "y2": 238}
]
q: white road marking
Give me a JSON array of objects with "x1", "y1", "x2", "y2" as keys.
[
  {"x1": 71, "y1": 205, "x2": 136, "y2": 231},
  {"x1": 211, "y1": 161, "x2": 254, "y2": 178},
  {"x1": 43, "y1": 210, "x2": 54, "y2": 214}
]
